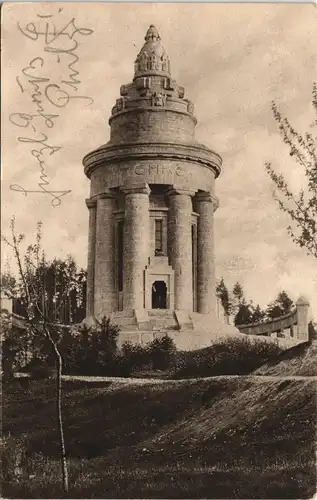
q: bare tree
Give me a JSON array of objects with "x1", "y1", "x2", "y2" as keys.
[
  {"x1": 2, "y1": 217, "x2": 69, "y2": 493},
  {"x1": 265, "y1": 84, "x2": 317, "y2": 259}
]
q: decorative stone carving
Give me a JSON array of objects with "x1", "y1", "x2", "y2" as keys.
[
  {"x1": 134, "y1": 25, "x2": 171, "y2": 78},
  {"x1": 187, "y1": 101, "x2": 195, "y2": 115},
  {"x1": 120, "y1": 85, "x2": 129, "y2": 96},
  {"x1": 178, "y1": 86, "x2": 185, "y2": 99},
  {"x1": 116, "y1": 98, "x2": 126, "y2": 112},
  {"x1": 151, "y1": 92, "x2": 167, "y2": 107}
]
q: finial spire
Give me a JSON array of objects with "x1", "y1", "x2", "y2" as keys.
[
  {"x1": 134, "y1": 24, "x2": 170, "y2": 79},
  {"x1": 144, "y1": 25, "x2": 161, "y2": 42}
]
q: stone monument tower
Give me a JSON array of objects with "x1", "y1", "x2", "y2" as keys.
[{"x1": 83, "y1": 25, "x2": 237, "y2": 349}]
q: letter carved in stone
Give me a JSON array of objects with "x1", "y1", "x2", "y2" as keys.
[{"x1": 134, "y1": 165, "x2": 145, "y2": 175}]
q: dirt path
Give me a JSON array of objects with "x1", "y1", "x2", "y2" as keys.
[{"x1": 62, "y1": 374, "x2": 317, "y2": 384}]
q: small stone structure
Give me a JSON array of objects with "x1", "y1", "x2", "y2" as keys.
[
  {"x1": 237, "y1": 296, "x2": 310, "y2": 343},
  {"x1": 82, "y1": 25, "x2": 239, "y2": 349}
]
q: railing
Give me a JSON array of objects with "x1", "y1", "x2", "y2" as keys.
[{"x1": 237, "y1": 296, "x2": 310, "y2": 342}]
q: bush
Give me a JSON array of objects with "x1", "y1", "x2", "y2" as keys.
[
  {"x1": 172, "y1": 336, "x2": 283, "y2": 379},
  {"x1": 61, "y1": 317, "x2": 120, "y2": 376},
  {"x1": 1, "y1": 321, "x2": 30, "y2": 379},
  {"x1": 148, "y1": 334, "x2": 176, "y2": 371},
  {"x1": 115, "y1": 335, "x2": 176, "y2": 376},
  {"x1": 119, "y1": 341, "x2": 151, "y2": 375}
]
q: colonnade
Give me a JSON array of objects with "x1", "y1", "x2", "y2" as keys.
[{"x1": 85, "y1": 183, "x2": 218, "y2": 317}]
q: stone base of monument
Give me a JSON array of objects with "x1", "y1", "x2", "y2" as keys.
[{"x1": 82, "y1": 310, "x2": 241, "y2": 351}]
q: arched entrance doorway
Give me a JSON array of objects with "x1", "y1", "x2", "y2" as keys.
[{"x1": 152, "y1": 281, "x2": 167, "y2": 309}]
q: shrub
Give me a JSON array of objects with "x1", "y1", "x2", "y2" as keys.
[
  {"x1": 148, "y1": 334, "x2": 176, "y2": 371},
  {"x1": 60, "y1": 317, "x2": 120, "y2": 376},
  {"x1": 1, "y1": 321, "x2": 31, "y2": 379},
  {"x1": 172, "y1": 335, "x2": 283, "y2": 378},
  {"x1": 120, "y1": 341, "x2": 151, "y2": 374},
  {"x1": 116, "y1": 335, "x2": 176, "y2": 375}
]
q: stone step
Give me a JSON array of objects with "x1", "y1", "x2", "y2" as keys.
[
  {"x1": 112, "y1": 310, "x2": 135, "y2": 319},
  {"x1": 151, "y1": 326, "x2": 177, "y2": 332},
  {"x1": 112, "y1": 316, "x2": 136, "y2": 326},
  {"x1": 148, "y1": 309, "x2": 174, "y2": 317},
  {"x1": 150, "y1": 317, "x2": 175, "y2": 325},
  {"x1": 149, "y1": 311, "x2": 178, "y2": 331}
]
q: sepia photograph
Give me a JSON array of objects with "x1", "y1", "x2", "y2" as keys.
[{"x1": 1, "y1": 2, "x2": 317, "y2": 498}]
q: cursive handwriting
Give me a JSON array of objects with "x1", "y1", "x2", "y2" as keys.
[
  {"x1": 17, "y1": 15, "x2": 93, "y2": 44},
  {"x1": 10, "y1": 11, "x2": 94, "y2": 207},
  {"x1": 10, "y1": 185, "x2": 72, "y2": 207},
  {"x1": 10, "y1": 133, "x2": 70, "y2": 207}
]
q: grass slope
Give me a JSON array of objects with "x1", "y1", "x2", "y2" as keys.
[
  {"x1": 254, "y1": 340, "x2": 317, "y2": 376},
  {"x1": 2, "y1": 376, "x2": 316, "y2": 499}
]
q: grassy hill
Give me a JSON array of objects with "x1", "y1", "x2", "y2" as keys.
[
  {"x1": 2, "y1": 375, "x2": 316, "y2": 499},
  {"x1": 254, "y1": 340, "x2": 317, "y2": 376}
]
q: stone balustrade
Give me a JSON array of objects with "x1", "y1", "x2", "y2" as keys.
[{"x1": 236, "y1": 296, "x2": 310, "y2": 342}]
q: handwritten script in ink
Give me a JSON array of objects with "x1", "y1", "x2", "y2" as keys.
[{"x1": 9, "y1": 10, "x2": 94, "y2": 207}]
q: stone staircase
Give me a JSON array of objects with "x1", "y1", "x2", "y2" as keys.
[
  {"x1": 148, "y1": 309, "x2": 178, "y2": 331},
  {"x1": 111, "y1": 310, "x2": 137, "y2": 330}
]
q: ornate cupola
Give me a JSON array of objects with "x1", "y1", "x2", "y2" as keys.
[
  {"x1": 106, "y1": 25, "x2": 198, "y2": 146},
  {"x1": 134, "y1": 25, "x2": 171, "y2": 78}
]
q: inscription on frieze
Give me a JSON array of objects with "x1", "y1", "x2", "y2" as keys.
[
  {"x1": 91, "y1": 161, "x2": 214, "y2": 197},
  {"x1": 134, "y1": 164, "x2": 185, "y2": 177}
]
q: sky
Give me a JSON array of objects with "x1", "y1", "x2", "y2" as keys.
[{"x1": 2, "y1": 2, "x2": 316, "y2": 316}]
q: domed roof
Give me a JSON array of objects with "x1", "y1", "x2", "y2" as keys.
[{"x1": 134, "y1": 25, "x2": 171, "y2": 78}]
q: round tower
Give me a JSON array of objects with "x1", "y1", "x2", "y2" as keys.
[{"x1": 83, "y1": 25, "x2": 237, "y2": 348}]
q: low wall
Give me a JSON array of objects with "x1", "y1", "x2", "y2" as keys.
[
  {"x1": 117, "y1": 328, "x2": 303, "y2": 351},
  {"x1": 2, "y1": 295, "x2": 310, "y2": 353},
  {"x1": 237, "y1": 296, "x2": 310, "y2": 343}
]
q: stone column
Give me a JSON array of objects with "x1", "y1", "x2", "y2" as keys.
[
  {"x1": 195, "y1": 192, "x2": 219, "y2": 315},
  {"x1": 122, "y1": 183, "x2": 150, "y2": 311},
  {"x1": 94, "y1": 192, "x2": 117, "y2": 318},
  {"x1": 168, "y1": 188, "x2": 195, "y2": 311},
  {"x1": 85, "y1": 198, "x2": 97, "y2": 317},
  {"x1": 296, "y1": 296, "x2": 310, "y2": 341}
]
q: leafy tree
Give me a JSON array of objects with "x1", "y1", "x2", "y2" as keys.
[
  {"x1": 234, "y1": 300, "x2": 254, "y2": 326},
  {"x1": 266, "y1": 290, "x2": 294, "y2": 319},
  {"x1": 1, "y1": 272, "x2": 17, "y2": 294},
  {"x1": 216, "y1": 278, "x2": 232, "y2": 316},
  {"x1": 251, "y1": 304, "x2": 266, "y2": 323},
  {"x1": 232, "y1": 282, "x2": 244, "y2": 303},
  {"x1": 265, "y1": 86, "x2": 317, "y2": 258},
  {"x1": 2, "y1": 217, "x2": 69, "y2": 492},
  {"x1": 2, "y1": 258, "x2": 87, "y2": 324},
  {"x1": 231, "y1": 282, "x2": 246, "y2": 319}
]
